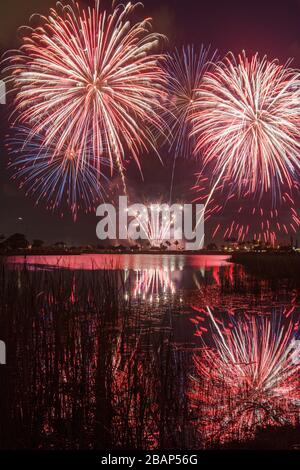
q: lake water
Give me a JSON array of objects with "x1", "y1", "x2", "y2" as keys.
[
  {"x1": 1, "y1": 254, "x2": 300, "y2": 450},
  {"x1": 8, "y1": 253, "x2": 231, "y2": 271}
]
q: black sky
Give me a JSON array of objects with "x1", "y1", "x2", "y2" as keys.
[{"x1": 1, "y1": 0, "x2": 300, "y2": 244}]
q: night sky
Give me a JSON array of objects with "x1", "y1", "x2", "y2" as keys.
[{"x1": 1, "y1": 0, "x2": 300, "y2": 245}]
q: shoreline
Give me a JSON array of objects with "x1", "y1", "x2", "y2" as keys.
[
  {"x1": 2, "y1": 250, "x2": 299, "y2": 257},
  {"x1": 2, "y1": 250, "x2": 230, "y2": 257}
]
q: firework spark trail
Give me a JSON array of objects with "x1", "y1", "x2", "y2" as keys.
[
  {"x1": 190, "y1": 307, "x2": 300, "y2": 445},
  {"x1": 163, "y1": 45, "x2": 218, "y2": 202},
  {"x1": 7, "y1": 126, "x2": 109, "y2": 219},
  {"x1": 164, "y1": 45, "x2": 218, "y2": 160},
  {"x1": 191, "y1": 51, "x2": 300, "y2": 201},
  {"x1": 192, "y1": 174, "x2": 300, "y2": 243},
  {"x1": 3, "y1": 0, "x2": 167, "y2": 200}
]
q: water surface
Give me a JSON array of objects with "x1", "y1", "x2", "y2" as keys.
[{"x1": 1, "y1": 254, "x2": 300, "y2": 449}]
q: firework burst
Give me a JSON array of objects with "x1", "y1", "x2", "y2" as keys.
[
  {"x1": 4, "y1": 0, "x2": 167, "y2": 191},
  {"x1": 6, "y1": 126, "x2": 109, "y2": 219},
  {"x1": 164, "y1": 45, "x2": 218, "y2": 159},
  {"x1": 129, "y1": 203, "x2": 184, "y2": 247},
  {"x1": 191, "y1": 52, "x2": 300, "y2": 200},
  {"x1": 190, "y1": 308, "x2": 300, "y2": 445}
]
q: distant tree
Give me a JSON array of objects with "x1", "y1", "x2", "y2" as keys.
[
  {"x1": 113, "y1": 244, "x2": 127, "y2": 252},
  {"x1": 150, "y1": 246, "x2": 160, "y2": 251},
  {"x1": 54, "y1": 241, "x2": 66, "y2": 248},
  {"x1": 32, "y1": 239, "x2": 44, "y2": 248},
  {"x1": 0, "y1": 234, "x2": 5, "y2": 241},
  {"x1": 5, "y1": 233, "x2": 29, "y2": 250},
  {"x1": 131, "y1": 244, "x2": 140, "y2": 250},
  {"x1": 207, "y1": 243, "x2": 218, "y2": 251}
]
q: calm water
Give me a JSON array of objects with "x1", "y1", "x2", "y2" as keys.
[{"x1": 1, "y1": 254, "x2": 300, "y2": 449}]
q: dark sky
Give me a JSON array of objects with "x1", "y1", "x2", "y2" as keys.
[{"x1": 1, "y1": 0, "x2": 300, "y2": 245}]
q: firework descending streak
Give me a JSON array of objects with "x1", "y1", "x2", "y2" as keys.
[
  {"x1": 191, "y1": 52, "x2": 300, "y2": 201},
  {"x1": 3, "y1": 0, "x2": 167, "y2": 218},
  {"x1": 192, "y1": 175, "x2": 300, "y2": 243},
  {"x1": 190, "y1": 307, "x2": 300, "y2": 446},
  {"x1": 163, "y1": 45, "x2": 218, "y2": 159}
]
